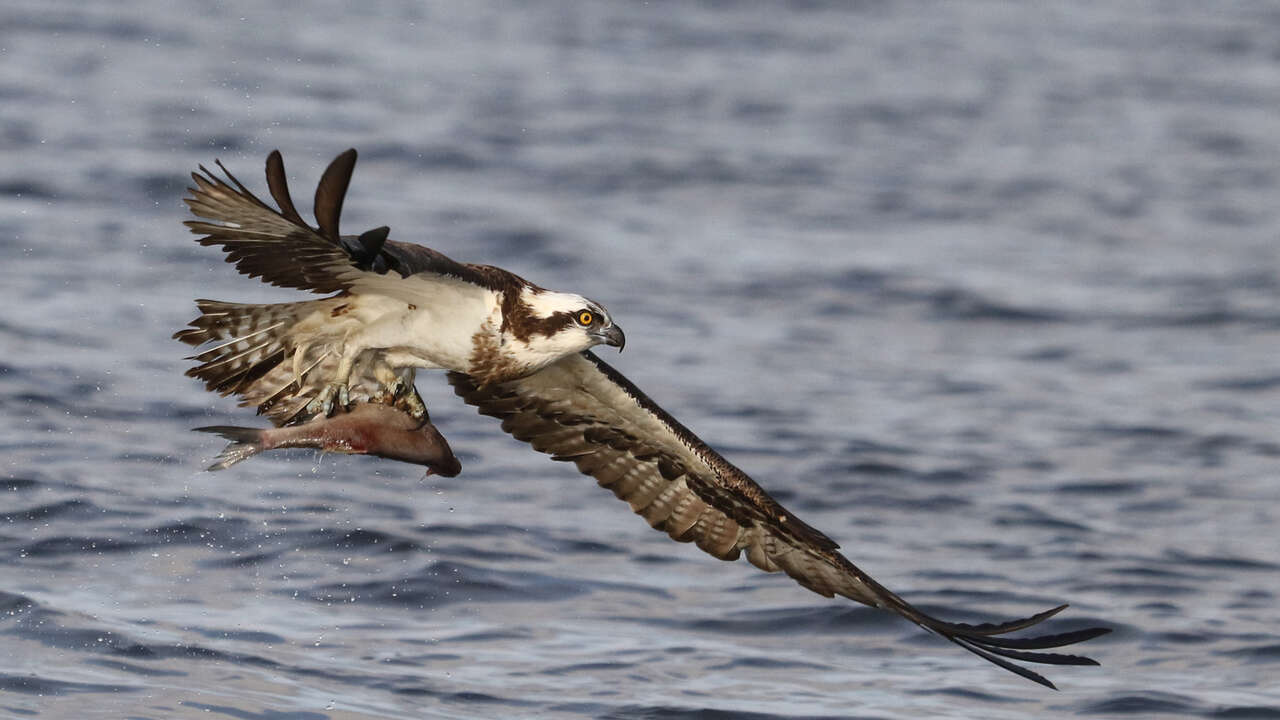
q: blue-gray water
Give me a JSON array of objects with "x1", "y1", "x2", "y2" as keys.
[{"x1": 2, "y1": 1, "x2": 1279, "y2": 718}]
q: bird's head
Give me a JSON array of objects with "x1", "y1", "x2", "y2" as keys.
[{"x1": 505, "y1": 288, "x2": 624, "y2": 368}]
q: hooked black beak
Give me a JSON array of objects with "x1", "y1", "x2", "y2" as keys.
[{"x1": 599, "y1": 324, "x2": 625, "y2": 352}]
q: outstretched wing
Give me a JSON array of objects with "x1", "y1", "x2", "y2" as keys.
[
  {"x1": 184, "y1": 149, "x2": 518, "y2": 301},
  {"x1": 449, "y1": 352, "x2": 1109, "y2": 689}
]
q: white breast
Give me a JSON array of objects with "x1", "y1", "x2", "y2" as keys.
[{"x1": 352, "y1": 280, "x2": 500, "y2": 373}]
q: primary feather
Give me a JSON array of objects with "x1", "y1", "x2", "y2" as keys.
[{"x1": 450, "y1": 352, "x2": 1110, "y2": 689}]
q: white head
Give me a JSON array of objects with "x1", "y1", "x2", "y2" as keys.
[{"x1": 504, "y1": 288, "x2": 625, "y2": 370}]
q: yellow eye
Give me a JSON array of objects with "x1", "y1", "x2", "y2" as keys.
[{"x1": 577, "y1": 311, "x2": 594, "y2": 326}]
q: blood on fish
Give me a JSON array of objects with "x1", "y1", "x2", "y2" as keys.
[{"x1": 195, "y1": 403, "x2": 461, "y2": 476}]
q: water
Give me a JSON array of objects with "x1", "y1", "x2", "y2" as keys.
[{"x1": 2, "y1": 1, "x2": 1279, "y2": 717}]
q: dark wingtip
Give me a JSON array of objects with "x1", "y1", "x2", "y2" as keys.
[
  {"x1": 948, "y1": 637, "x2": 1061, "y2": 690},
  {"x1": 890, "y1": 596, "x2": 1109, "y2": 689},
  {"x1": 936, "y1": 604, "x2": 1071, "y2": 637},
  {"x1": 265, "y1": 149, "x2": 307, "y2": 226},
  {"x1": 314, "y1": 149, "x2": 358, "y2": 243},
  {"x1": 976, "y1": 625, "x2": 1112, "y2": 651}
]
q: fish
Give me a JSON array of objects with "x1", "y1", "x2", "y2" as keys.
[{"x1": 195, "y1": 402, "x2": 461, "y2": 476}]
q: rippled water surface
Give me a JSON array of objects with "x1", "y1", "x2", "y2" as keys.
[{"x1": 3, "y1": 2, "x2": 1280, "y2": 718}]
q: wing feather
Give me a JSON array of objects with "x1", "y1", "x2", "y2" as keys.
[
  {"x1": 449, "y1": 351, "x2": 1110, "y2": 688},
  {"x1": 184, "y1": 149, "x2": 525, "y2": 302},
  {"x1": 313, "y1": 148, "x2": 356, "y2": 243},
  {"x1": 264, "y1": 149, "x2": 308, "y2": 226},
  {"x1": 184, "y1": 154, "x2": 357, "y2": 294}
]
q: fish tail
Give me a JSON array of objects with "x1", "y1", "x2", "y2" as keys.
[{"x1": 193, "y1": 426, "x2": 265, "y2": 471}]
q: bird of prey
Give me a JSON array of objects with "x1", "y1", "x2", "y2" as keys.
[
  {"x1": 176, "y1": 148, "x2": 623, "y2": 425},
  {"x1": 177, "y1": 150, "x2": 1109, "y2": 689}
]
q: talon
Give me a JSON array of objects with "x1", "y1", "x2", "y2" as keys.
[
  {"x1": 304, "y1": 392, "x2": 328, "y2": 418},
  {"x1": 397, "y1": 386, "x2": 428, "y2": 422},
  {"x1": 377, "y1": 377, "x2": 427, "y2": 421},
  {"x1": 309, "y1": 383, "x2": 349, "y2": 417},
  {"x1": 304, "y1": 397, "x2": 323, "y2": 417}
]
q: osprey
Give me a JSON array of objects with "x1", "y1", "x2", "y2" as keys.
[
  {"x1": 176, "y1": 148, "x2": 623, "y2": 424},
  {"x1": 177, "y1": 150, "x2": 1109, "y2": 689}
]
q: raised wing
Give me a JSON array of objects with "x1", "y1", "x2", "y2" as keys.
[
  {"x1": 184, "y1": 149, "x2": 518, "y2": 300},
  {"x1": 450, "y1": 352, "x2": 1109, "y2": 689}
]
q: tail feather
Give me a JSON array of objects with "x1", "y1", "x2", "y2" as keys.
[
  {"x1": 254, "y1": 349, "x2": 330, "y2": 417},
  {"x1": 175, "y1": 299, "x2": 314, "y2": 399},
  {"x1": 196, "y1": 339, "x2": 274, "y2": 373},
  {"x1": 194, "y1": 425, "x2": 265, "y2": 470},
  {"x1": 187, "y1": 321, "x2": 286, "y2": 362}
]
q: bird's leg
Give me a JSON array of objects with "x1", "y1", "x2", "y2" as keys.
[{"x1": 306, "y1": 349, "x2": 360, "y2": 417}]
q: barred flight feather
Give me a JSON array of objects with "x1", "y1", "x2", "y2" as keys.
[{"x1": 449, "y1": 351, "x2": 1111, "y2": 689}]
